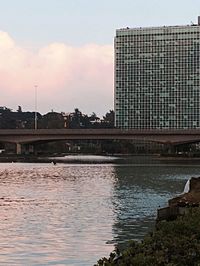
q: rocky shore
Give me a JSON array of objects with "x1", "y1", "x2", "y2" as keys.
[{"x1": 95, "y1": 177, "x2": 200, "y2": 266}]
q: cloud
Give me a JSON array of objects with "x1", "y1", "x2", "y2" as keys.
[{"x1": 0, "y1": 31, "x2": 114, "y2": 115}]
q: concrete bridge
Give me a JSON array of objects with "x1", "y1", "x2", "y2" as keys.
[{"x1": 1, "y1": 128, "x2": 200, "y2": 154}]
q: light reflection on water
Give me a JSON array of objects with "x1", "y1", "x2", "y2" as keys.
[
  {"x1": 0, "y1": 163, "x2": 115, "y2": 266},
  {"x1": 0, "y1": 159, "x2": 200, "y2": 265}
]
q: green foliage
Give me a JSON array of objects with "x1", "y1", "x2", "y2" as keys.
[
  {"x1": 0, "y1": 106, "x2": 115, "y2": 129},
  {"x1": 95, "y1": 208, "x2": 200, "y2": 266}
]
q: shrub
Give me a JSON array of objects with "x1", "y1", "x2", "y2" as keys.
[{"x1": 95, "y1": 208, "x2": 200, "y2": 266}]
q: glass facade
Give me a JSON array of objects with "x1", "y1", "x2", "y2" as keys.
[{"x1": 115, "y1": 24, "x2": 200, "y2": 129}]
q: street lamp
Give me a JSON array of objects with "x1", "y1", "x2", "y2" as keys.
[{"x1": 34, "y1": 85, "x2": 38, "y2": 130}]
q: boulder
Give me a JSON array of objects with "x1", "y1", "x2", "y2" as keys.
[{"x1": 157, "y1": 177, "x2": 200, "y2": 221}]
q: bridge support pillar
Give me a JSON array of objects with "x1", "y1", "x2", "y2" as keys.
[{"x1": 16, "y1": 143, "x2": 22, "y2": 155}]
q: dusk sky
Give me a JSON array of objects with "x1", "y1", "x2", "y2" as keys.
[{"x1": 0, "y1": 0, "x2": 199, "y2": 116}]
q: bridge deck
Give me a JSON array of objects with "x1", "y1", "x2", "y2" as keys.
[{"x1": 0, "y1": 129, "x2": 200, "y2": 145}]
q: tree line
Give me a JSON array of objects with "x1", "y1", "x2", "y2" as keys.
[{"x1": 0, "y1": 106, "x2": 114, "y2": 129}]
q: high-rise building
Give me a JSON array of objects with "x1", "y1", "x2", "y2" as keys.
[{"x1": 115, "y1": 17, "x2": 200, "y2": 129}]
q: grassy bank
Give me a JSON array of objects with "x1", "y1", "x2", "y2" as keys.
[{"x1": 96, "y1": 208, "x2": 200, "y2": 266}]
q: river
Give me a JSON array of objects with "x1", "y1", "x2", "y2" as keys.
[{"x1": 0, "y1": 155, "x2": 200, "y2": 265}]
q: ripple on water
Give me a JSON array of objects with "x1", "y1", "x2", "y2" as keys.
[{"x1": 0, "y1": 162, "x2": 198, "y2": 265}]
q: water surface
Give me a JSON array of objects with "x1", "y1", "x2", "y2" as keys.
[{"x1": 0, "y1": 157, "x2": 200, "y2": 265}]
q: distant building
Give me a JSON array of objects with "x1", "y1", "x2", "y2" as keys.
[{"x1": 115, "y1": 17, "x2": 200, "y2": 129}]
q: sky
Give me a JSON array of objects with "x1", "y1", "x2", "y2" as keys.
[{"x1": 0, "y1": 0, "x2": 200, "y2": 116}]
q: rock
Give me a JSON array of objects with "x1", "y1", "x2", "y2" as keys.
[{"x1": 157, "y1": 177, "x2": 200, "y2": 221}]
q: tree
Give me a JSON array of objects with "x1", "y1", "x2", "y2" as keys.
[
  {"x1": 17, "y1": 106, "x2": 22, "y2": 112},
  {"x1": 70, "y1": 108, "x2": 83, "y2": 128},
  {"x1": 102, "y1": 110, "x2": 115, "y2": 128}
]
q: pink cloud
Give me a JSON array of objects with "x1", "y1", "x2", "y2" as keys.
[{"x1": 0, "y1": 31, "x2": 114, "y2": 115}]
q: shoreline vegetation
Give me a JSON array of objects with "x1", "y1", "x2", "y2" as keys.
[
  {"x1": 95, "y1": 178, "x2": 200, "y2": 266},
  {"x1": 95, "y1": 208, "x2": 200, "y2": 266}
]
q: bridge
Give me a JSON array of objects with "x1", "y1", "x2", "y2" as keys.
[{"x1": 1, "y1": 128, "x2": 200, "y2": 154}]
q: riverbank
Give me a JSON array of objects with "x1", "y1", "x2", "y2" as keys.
[
  {"x1": 0, "y1": 154, "x2": 119, "y2": 164},
  {"x1": 0, "y1": 155, "x2": 52, "y2": 163},
  {"x1": 95, "y1": 207, "x2": 200, "y2": 265},
  {"x1": 2, "y1": 154, "x2": 200, "y2": 164},
  {"x1": 96, "y1": 178, "x2": 200, "y2": 266}
]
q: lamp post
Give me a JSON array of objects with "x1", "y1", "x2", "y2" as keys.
[{"x1": 34, "y1": 85, "x2": 38, "y2": 130}]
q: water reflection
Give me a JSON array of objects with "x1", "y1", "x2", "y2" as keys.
[
  {"x1": 0, "y1": 160, "x2": 200, "y2": 265},
  {"x1": 111, "y1": 163, "x2": 200, "y2": 248},
  {"x1": 0, "y1": 163, "x2": 116, "y2": 265}
]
